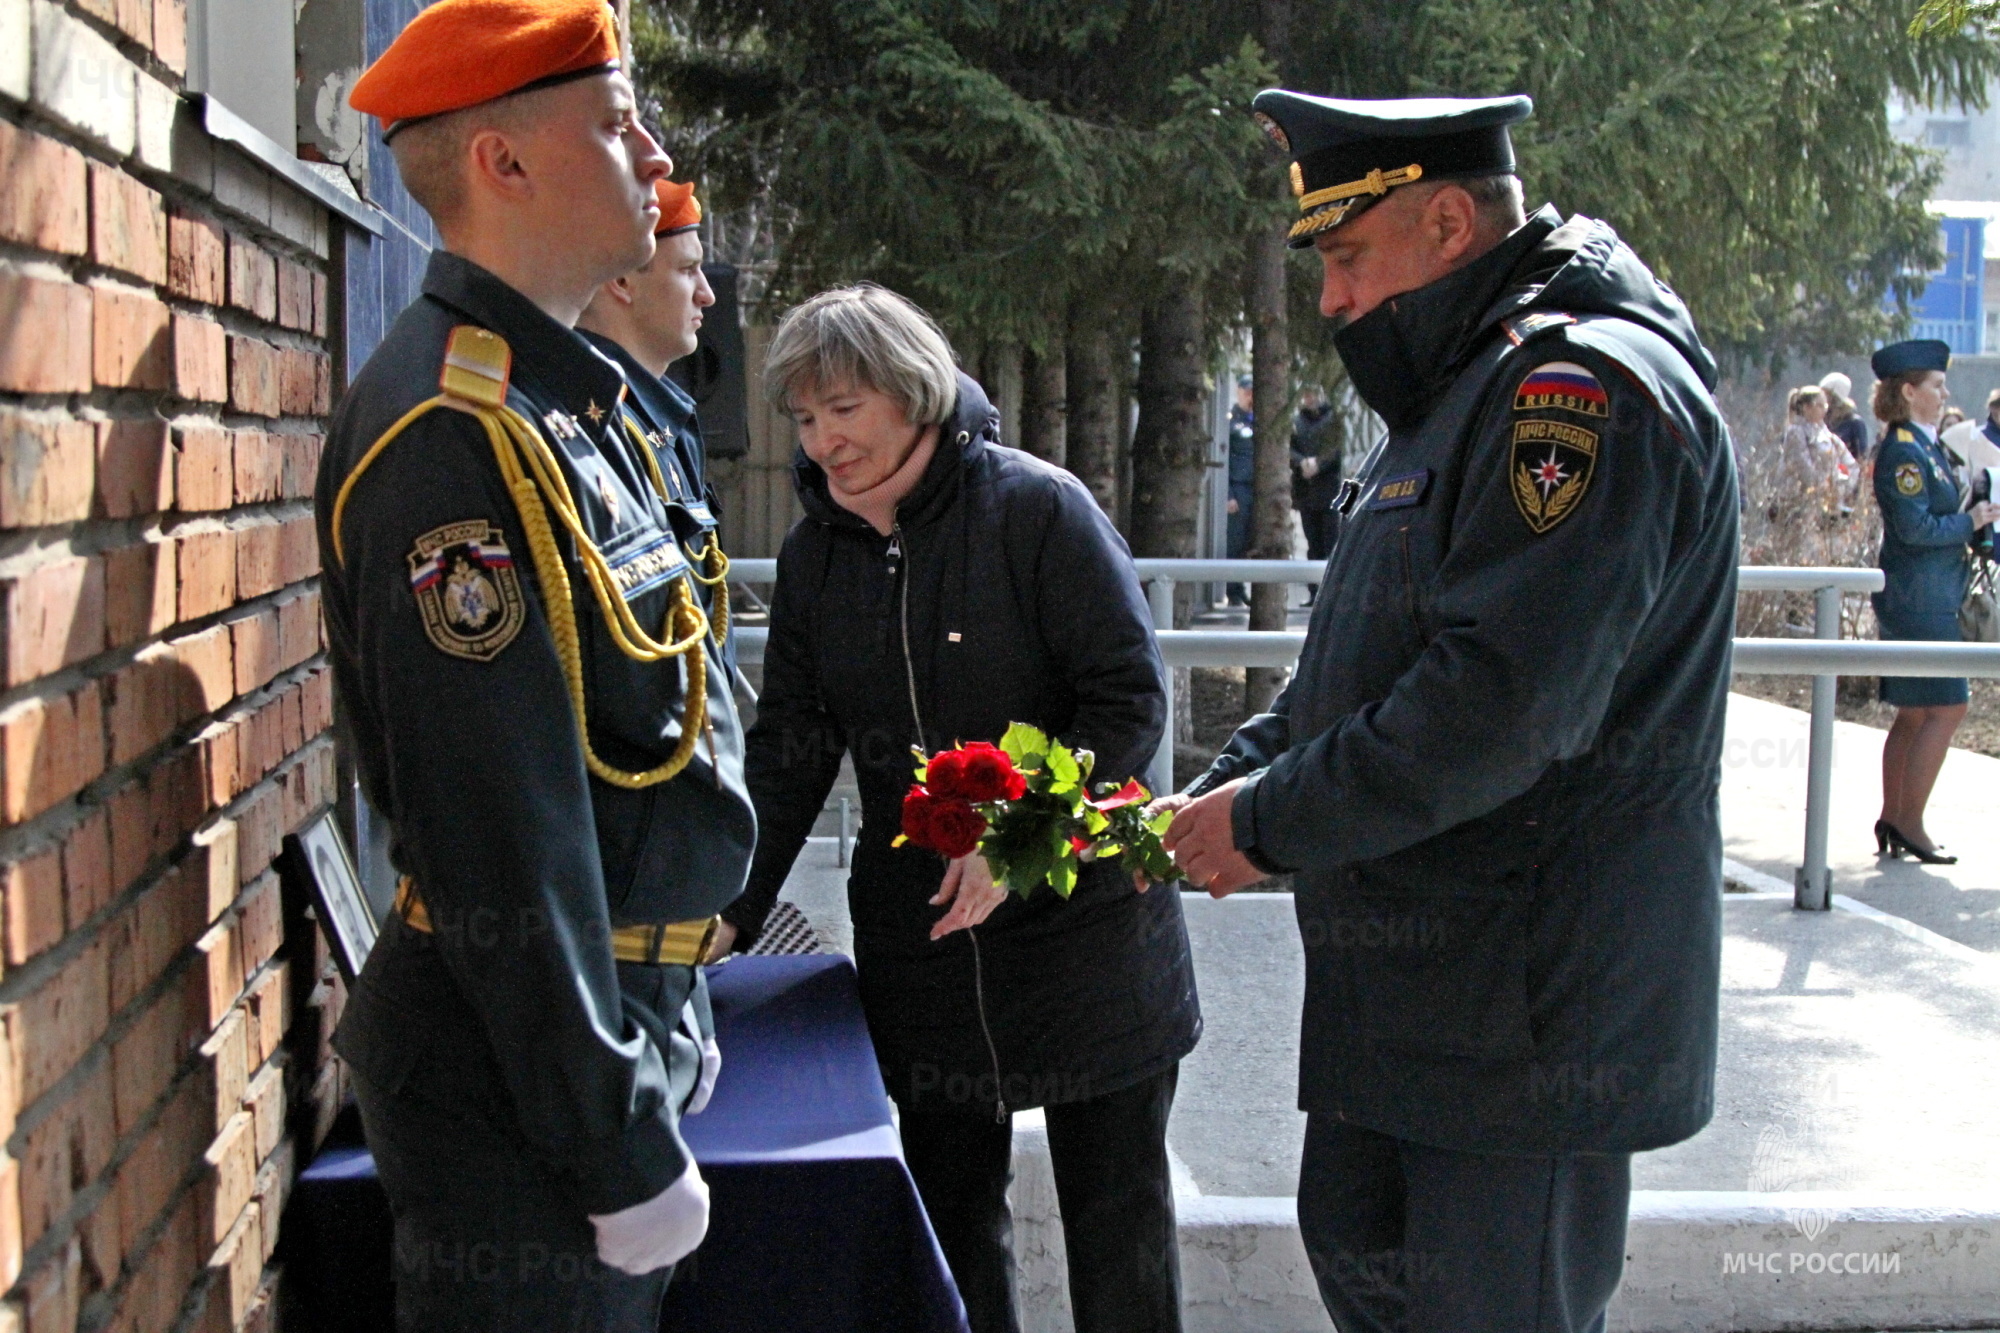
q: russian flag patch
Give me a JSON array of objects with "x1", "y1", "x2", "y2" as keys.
[{"x1": 1514, "y1": 362, "x2": 1608, "y2": 418}]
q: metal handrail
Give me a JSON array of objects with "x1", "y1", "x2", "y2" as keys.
[{"x1": 730, "y1": 559, "x2": 1891, "y2": 592}]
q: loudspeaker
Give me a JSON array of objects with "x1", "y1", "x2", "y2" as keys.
[{"x1": 667, "y1": 262, "x2": 749, "y2": 460}]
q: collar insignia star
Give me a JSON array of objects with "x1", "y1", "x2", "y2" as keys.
[{"x1": 584, "y1": 399, "x2": 606, "y2": 425}]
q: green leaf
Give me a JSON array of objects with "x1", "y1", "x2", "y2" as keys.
[
  {"x1": 1046, "y1": 743, "x2": 1080, "y2": 787},
  {"x1": 999, "y1": 722, "x2": 1050, "y2": 766},
  {"x1": 1049, "y1": 853, "x2": 1077, "y2": 899}
]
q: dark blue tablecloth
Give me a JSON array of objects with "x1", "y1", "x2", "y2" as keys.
[{"x1": 286, "y1": 955, "x2": 968, "y2": 1333}]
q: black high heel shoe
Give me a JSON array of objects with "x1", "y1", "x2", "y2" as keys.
[
  {"x1": 1874, "y1": 819, "x2": 1893, "y2": 855},
  {"x1": 1882, "y1": 822, "x2": 1958, "y2": 865}
]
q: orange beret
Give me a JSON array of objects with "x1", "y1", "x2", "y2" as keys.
[
  {"x1": 351, "y1": 0, "x2": 621, "y2": 140},
  {"x1": 655, "y1": 180, "x2": 702, "y2": 236}
]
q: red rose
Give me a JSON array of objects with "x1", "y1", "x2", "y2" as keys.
[
  {"x1": 901, "y1": 787, "x2": 988, "y2": 859},
  {"x1": 927, "y1": 742, "x2": 1026, "y2": 803}
]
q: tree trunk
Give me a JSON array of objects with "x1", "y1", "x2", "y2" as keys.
[
  {"x1": 1020, "y1": 337, "x2": 1068, "y2": 466},
  {"x1": 1065, "y1": 312, "x2": 1120, "y2": 519},
  {"x1": 1245, "y1": 205, "x2": 1293, "y2": 714},
  {"x1": 1129, "y1": 285, "x2": 1208, "y2": 576},
  {"x1": 985, "y1": 340, "x2": 1024, "y2": 450}
]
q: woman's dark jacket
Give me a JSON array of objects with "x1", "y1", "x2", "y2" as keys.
[{"x1": 725, "y1": 374, "x2": 1200, "y2": 1115}]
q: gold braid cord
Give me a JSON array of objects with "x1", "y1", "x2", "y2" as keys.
[
  {"x1": 331, "y1": 355, "x2": 717, "y2": 789},
  {"x1": 623, "y1": 415, "x2": 730, "y2": 648}
]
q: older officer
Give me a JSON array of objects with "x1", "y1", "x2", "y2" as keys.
[
  {"x1": 1163, "y1": 93, "x2": 1739, "y2": 1332},
  {"x1": 319, "y1": 3, "x2": 754, "y2": 1329},
  {"x1": 1868, "y1": 339, "x2": 1998, "y2": 863}
]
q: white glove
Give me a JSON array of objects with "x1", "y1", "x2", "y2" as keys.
[
  {"x1": 589, "y1": 1162, "x2": 710, "y2": 1274},
  {"x1": 681, "y1": 1003, "x2": 721, "y2": 1115}
]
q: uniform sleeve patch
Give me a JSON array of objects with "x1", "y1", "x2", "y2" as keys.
[
  {"x1": 408, "y1": 520, "x2": 526, "y2": 661},
  {"x1": 1510, "y1": 419, "x2": 1598, "y2": 534},
  {"x1": 1514, "y1": 361, "x2": 1608, "y2": 417},
  {"x1": 1894, "y1": 461, "x2": 1925, "y2": 496}
]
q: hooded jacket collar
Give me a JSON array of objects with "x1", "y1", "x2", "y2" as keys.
[
  {"x1": 1335, "y1": 203, "x2": 1720, "y2": 431},
  {"x1": 795, "y1": 371, "x2": 999, "y2": 532}
]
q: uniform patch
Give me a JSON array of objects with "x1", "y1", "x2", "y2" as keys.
[
  {"x1": 407, "y1": 521, "x2": 526, "y2": 661},
  {"x1": 1895, "y1": 462, "x2": 1925, "y2": 496},
  {"x1": 1253, "y1": 111, "x2": 1291, "y2": 155},
  {"x1": 1366, "y1": 469, "x2": 1432, "y2": 510},
  {"x1": 1514, "y1": 362, "x2": 1608, "y2": 417},
  {"x1": 1510, "y1": 419, "x2": 1599, "y2": 535},
  {"x1": 607, "y1": 530, "x2": 688, "y2": 600}
]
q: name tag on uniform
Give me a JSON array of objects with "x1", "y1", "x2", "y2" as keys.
[
  {"x1": 1366, "y1": 469, "x2": 1432, "y2": 510},
  {"x1": 607, "y1": 529, "x2": 688, "y2": 599},
  {"x1": 680, "y1": 500, "x2": 717, "y2": 530}
]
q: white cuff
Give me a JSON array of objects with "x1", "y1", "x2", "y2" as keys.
[{"x1": 588, "y1": 1161, "x2": 709, "y2": 1275}]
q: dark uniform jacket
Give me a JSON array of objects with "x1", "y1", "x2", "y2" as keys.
[
  {"x1": 1872, "y1": 422, "x2": 1972, "y2": 621},
  {"x1": 318, "y1": 252, "x2": 754, "y2": 1214},
  {"x1": 1192, "y1": 207, "x2": 1739, "y2": 1155},
  {"x1": 726, "y1": 374, "x2": 1200, "y2": 1115},
  {"x1": 1291, "y1": 403, "x2": 1342, "y2": 514}
]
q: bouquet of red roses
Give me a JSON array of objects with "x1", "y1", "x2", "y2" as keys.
[{"x1": 895, "y1": 723, "x2": 1181, "y2": 898}]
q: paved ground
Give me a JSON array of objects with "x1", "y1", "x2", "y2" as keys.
[{"x1": 767, "y1": 692, "x2": 2000, "y2": 1206}]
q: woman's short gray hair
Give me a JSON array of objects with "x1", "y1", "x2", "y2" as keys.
[{"x1": 764, "y1": 284, "x2": 961, "y2": 425}]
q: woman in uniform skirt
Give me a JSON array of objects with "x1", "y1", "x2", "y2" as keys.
[{"x1": 1867, "y1": 340, "x2": 2000, "y2": 863}]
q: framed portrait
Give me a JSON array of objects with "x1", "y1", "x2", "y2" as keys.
[{"x1": 281, "y1": 812, "x2": 378, "y2": 985}]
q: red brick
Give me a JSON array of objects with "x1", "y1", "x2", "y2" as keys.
[
  {"x1": 113, "y1": 967, "x2": 203, "y2": 1137},
  {"x1": 198, "y1": 1008, "x2": 247, "y2": 1139},
  {"x1": 277, "y1": 515, "x2": 318, "y2": 585},
  {"x1": 199, "y1": 1110, "x2": 255, "y2": 1248},
  {"x1": 169, "y1": 625, "x2": 233, "y2": 716},
  {"x1": 232, "y1": 431, "x2": 281, "y2": 504},
  {"x1": 105, "y1": 645, "x2": 187, "y2": 766},
  {"x1": 17, "y1": 1063, "x2": 113, "y2": 1253},
  {"x1": 1, "y1": 558, "x2": 105, "y2": 686},
  {"x1": 243, "y1": 963, "x2": 286, "y2": 1068},
  {"x1": 172, "y1": 425, "x2": 232, "y2": 513},
  {"x1": 62, "y1": 808, "x2": 111, "y2": 926},
  {"x1": 192, "y1": 821, "x2": 237, "y2": 923},
  {"x1": 0, "y1": 682, "x2": 105, "y2": 826},
  {"x1": 275, "y1": 261, "x2": 310, "y2": 332},
  {"x1": 228, "y1": 337, "x2": 280, "y2": 418},
  {"x1": 277, "y1": 349, "x2": 316, "y2": 417},
  {"x1": 103, "y1": 538, "x2": 177, "y2": 648},
  {"x1": 172, "y1": 313, "x2": 227, "y2": 404},
  {"x1": 235, "y1": 708, "x2": 275, "y2": 793},
  {"x1": 280, "y1": 434, "x2": 322, "y2": 500},
  {"x1": 93, "y1": 287, "x2": 171, "y2": 390},
  {"x1": 21, "y1": 1234, "x2": 80, "y2": 1333},
  {"x1": 0, "y1": 274, "x2": 92, "y2": 395},
  {"x1": 167, "y1": 211, "x2": 223, "y2": 305},
  {"x1": 315, "y1": 354, "x2": 333, "y2": 414},
  {"x1": 0, "y1": 1154, "x2": 19, "y2": 1291},
  {"x1": 78, "y1": 1193, "x2": 119, "y2": 1322},
  {"x1": 277, "y1": 687, "x2": 303, "y2": 757},
  {"x1": 236, "y1": 876, "x2": 280, "y2": 979},
  {"x1": 226, "y1": 238, "x2": 276, "y2": 323},
  {"x1": 176, "y1": 530, "x2": 236, "y2": 622},
  {"x1": 14, "y1": 939, "x2": 110, "y2": 1106},
  {"x1": 153, "y1": 0, "x2": 187, "y2": 74},
  {"x1": 226, "y1": 609, "x2": 278, "y2": 698},
  {"x1": 0, "y1": 123, "x2": 88, "y2": 257},
  {"x1": 128, "y1": 1187, "x2": 200, "y2": 1333},
  {"x1": 107, "y1": 858, "x2": 202, "y2": 1013},
  {"x1": 197, "y1": 722, "x2": 236, "y2": 810},
  {"x1": 276, "y1": 593, "x2": 318, "y2": 672},
  {"x1": 233, "y1": 521, "x2": 280, "y2": 600},
  {"x1": 79, "y1": 0, "x2": 149, "y2": 43},
  {"x1": 312, "y1": 272, "x2": 329, "y2": 339},
  {"x1": 94, "y1": 419, "x2": 171, "y2": 520},
  {"x1": 2, "y1": 845, "x2": 64, "y2": 966},
  {"x1": 210, "y1": 1201, "x2": 263, "y2": 1329},
  {"x1": 232, "y1": 786, "x2": 280, "y2": 886},
  {"x1": 0, "y1": 410, "x2": 95, "y2": 528},
  {"x1": 198, "y1": 917, "x2": 242, "y2": 1032},
  {"x1": 105, "y1": 783, "x2": 151, "y2": 902},
  {"x1": 89, "y1": 164, "x2": 167, "y2": 286}
]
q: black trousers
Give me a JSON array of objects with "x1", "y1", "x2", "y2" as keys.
[
  {"x1": 1298, "y1": 1117, "x2": 1630, "y2": 1333},
  {"x1": 350, "y1": 959, "x2": 698, "y2": 1332},
  {"x1": 899, "y1": 1066, "x2": 1183, "y2": 1333}
]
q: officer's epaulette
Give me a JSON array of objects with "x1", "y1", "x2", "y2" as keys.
[
  {"x1": 1889, "y1": 424, "x2": 1918, "y2": 444},
  {"x1": 440, "y1": 326, "x2": 512, "y2": 408},
  {"x1": 1501, "y1": 310, "x2": 1576, "y2": 347}
]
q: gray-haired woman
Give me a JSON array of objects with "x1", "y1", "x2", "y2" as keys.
[{"x1": 717, "y1": 284, "x2": 1200, "y2": 1333}]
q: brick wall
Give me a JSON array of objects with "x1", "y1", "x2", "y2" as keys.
[{"x1": 1, "y1": 3, "x2": 345, "y2": 1330}]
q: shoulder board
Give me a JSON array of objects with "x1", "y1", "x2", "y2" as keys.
[
  {"x1": 1888, "y1": 424, "x2": 1917, "y2": 445},
  {"x1": 440, "y1": 326, "x2": 512, "y2": 409},
  {"x1": 1501, "y1": 310, "x2": 1576, "y2": 347}
]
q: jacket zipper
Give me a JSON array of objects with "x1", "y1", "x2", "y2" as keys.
[{"x1": 892, "y1": 519, "x2": 1008, "y2": 1125}]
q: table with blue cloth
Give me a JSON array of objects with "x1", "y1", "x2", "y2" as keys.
[{"x1": 285, "y1": 955, "x2": 968, "y2": 1333}]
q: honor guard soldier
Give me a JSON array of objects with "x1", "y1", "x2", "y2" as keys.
[
  {"x1": 318, "y1": 3, "x2": 754, "y2": 1329},
  {"x1": 1163, "y1": 93, "x2": 1740, "y2": 1332}
]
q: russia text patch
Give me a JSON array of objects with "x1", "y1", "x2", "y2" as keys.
[{"x1": 1514, "y1": 362, "x2": 1608, "y2": 417}]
